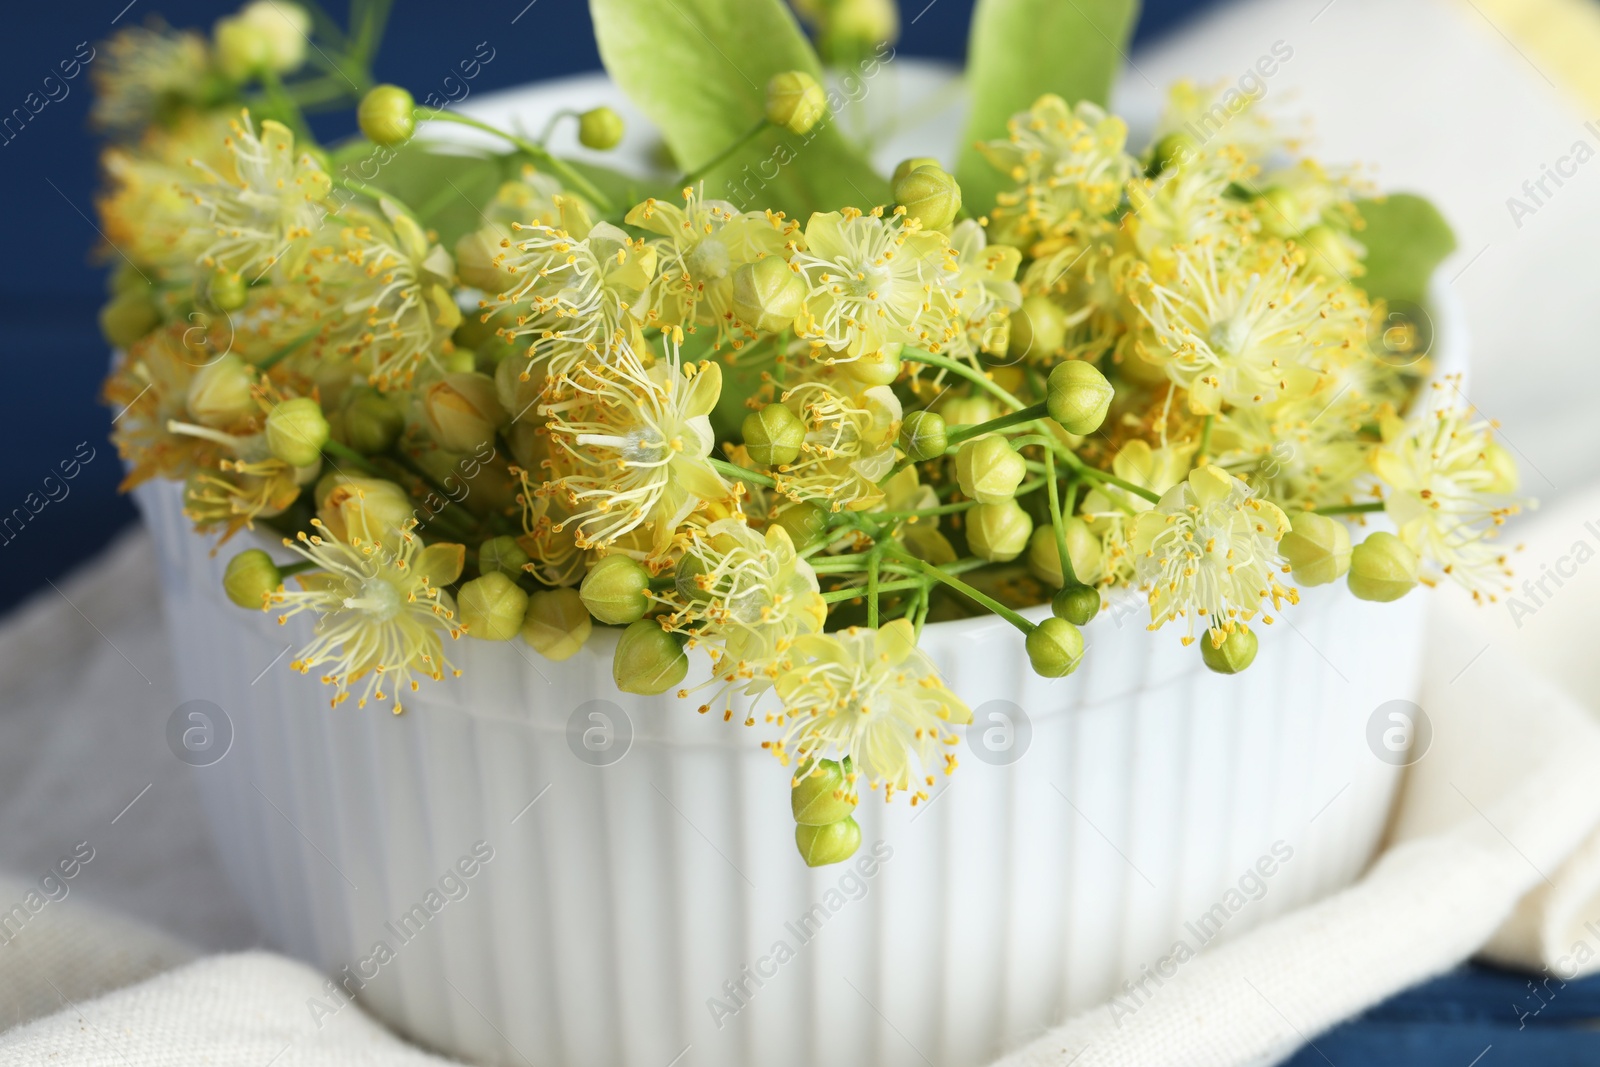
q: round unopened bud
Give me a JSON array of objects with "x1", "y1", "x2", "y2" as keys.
[
  {"x1": 892, "y1": 156, "x2": 940, "y2": 184},
  {"x1": 674, "y1": 554, "x2": 712, "y2": 604},
  {"x1": 1280, "y1": 511, "x2": 1351, "y2": 587},
  {"x1": 1009, "y1": 295, "x2": 1068, "y2": 360},
  {"x1": 612, "y1": 619, "x2": 688, "y2": 695},
  {"x1": 479, "y1": 535, "x2": 531, "y2": 580},
  {"x1": 239, "y1": 1, "x2": 310, "y2": 72},
  {"x1": 522, "y1": 588, "x2": 592, "y2": 661},
  {"x1": 899, "y1": 410, "x2": 948, "y2": 463},
  {"x1": 206, "y1": 270, "x2": 248, "y2": 311},
  {"x1": 223, "y1": 548, "x2": 280, "y2": 608},
  {"x1": 1047, "y1": 360, "x2": 1114, "y2": 436},
  {"x1": 843, "y1": 343, "x2": 901, "y2": 386},
  {"x1": 1052, "y1": 583, "x2": 1100, "y2": 626},
  {"x1": 213, "y1": 15, "x2": 271, "y2": 80},
  {"x1": 459, "y1": 572, "x2": 529, "y2": 641},
  {"x1": 100, "y1": 289, "x2": 160, "y2": 348},
  {"x1": 1201, "y1": 626, "x2": 1258, "y2": 674},
  {"x1": 732, "y1": 255, "x2": 806, "y2": 333},
  {"x1": 186, "y1": 354, "x2": 256, "y2": 428},
  {"x1": 1147, "y1": 131, "x2": 1196, "y2": 175},
  {"x1": 1026, "y1": 518, "x2": 1103, "y2": 588},
  {"x1": 577, "y1": 106, "x2": 624, "y2": 150},
  {"x1": 341, "y1": 386, "x2": 404, "y2": 454},
  {"x1": 1348, "y1": 531, "x2": 1419, "y2": 602},
  {"x1": 423, "y1": 372, "x2": 504, "y2": 453},
  {"x1": 893, "y1": 164, "x2": 962, "y2": 231},
  {"x1": 1026, "y1": 617, "x2": 1084, "y2": 677},
  {"x1": 791, "y1": 757, "x2": 856, "y2": 826},
  {"x1": 743, "y1": 402, "x2": 807, "y2": 466},
  {"x1": 956, "y1": 436, "x2": 1026, "y2": 504},
  {"x1": 317, "y1": 475, "x2": 413, "y2": 543},
  {"x1": 266, "y1": 396, "x2": 329, "y2": 467},
  {"x1": 795, "y1": 815, "x2": 861, "y2": 867},
  {"x1": 966, "y1": 499, "x2": 1033, "y2": 562},
  {"x1": 775, "y1": 503, "x2": 829, "y2": 552},
  {"x1": 580, "y1": 554, "x2": 652, "y2": 625},
  {"x1": 358, "y1": 85, "x2": 416, "y2": 147},
  {"x1": 766, "y1": 71, "x2": 827, "y2": 135}
]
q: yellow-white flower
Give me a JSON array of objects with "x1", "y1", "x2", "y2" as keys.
[
  {"x1": 772, "y1": 377, "x2": 902, "y2": 512},
  {"x1": 771, "y1": 619, "x2": 971, "y2": 803},
  {"x1": 1371, "y1": 380, "x2": 1523, "y2": 601},
  {"x1": 539, "y1": 341, "x2": 728, "y2": 555},
  {"x1": 272, "y1": 517, "x2": 466, "y2": 713},
  {"x1": 944, "y1": 219, "x2": 1023, "y2": 359},
  {"x1": 790, "y1": 207, "x2": 959, "y2": 360},
  {"x1": 186, "y1": 112, "x2": 332, "y2": 278},
  {"x1": 1131, "y1": 464, "x2": 1295, "y2": 643},
  {"x1": 91, "y1": 24, "x2": 210, "y2": 134}
]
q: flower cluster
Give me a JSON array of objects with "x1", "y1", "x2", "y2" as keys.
[{"x1": 94, "y1": 5, "x2": 1523, "y2": 866}]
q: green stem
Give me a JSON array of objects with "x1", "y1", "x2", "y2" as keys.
[
  {"x1": 1310, "y1": 501, "x2": 1385, "y2": 515},
  {"x1": 1043, "y1": 450, "x2": 1078, "y2": 587},
  {"x1": 321, "y1": 439, "x2": 387, "y2": 477},
  {"x1": 255, "y1": 330, "x2": 317, "y2": 372},
  {"x1": 279, "y1": 559, "x2": 319, "y2": 578},
  {"x1": 422, "y1": 109, "x2": 614, "y2": 212},
  {"x1": 882, "y1": 544, "x2": 1035, "y2": 634},
  {"x1": 901, "y1": 350, "x2": 1028, "y2": 411},
  {"x1": 709, "y1": 457, "x2": 777, "y2": 488},
  {"x1": 678, "y1": 119, "x2": 771, "y2": 187},
  {"x1": 537, "y1": 109, "x2": 580, "y2": 146},
  {"x1": 1057, "y1": 449, "x2": 1161, "y2": 504},
  {"x1": 872, "y1": 477, "x2": 1046, "y2": 520},
  {"x1": 945, "y1": 401, "x2": 1051, "y2": 447},
  {"x1": 867, "y1": 549, "x2": 881, "y2": 627},
  {"x1": 1196, "y1": 414, "x2": 1214, "y2": 465},
  {"x1": 823, "y1": 578, "x2": 924, "y2": 604}
]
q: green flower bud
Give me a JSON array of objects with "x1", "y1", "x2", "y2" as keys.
[
  {"x1": 892, "y1": 156, "x2": 941, "y2": 184},
  {"x1": 795, "y1": 815, "x2": 861, "y2": 867},
  {"x1": 223, "y1": 548, "x2": 280, "y2": 609},
  {"x1": 766, "y1": 71, "x2": 827, "y2": 135},
  {"x1": 99, "y1": 289, "x2": 161, "y2": 349},
  {"x1": 239, "y1": 1, "x2": 310, "y2": 72},
  {"x1": 580, "y1": 554, "x2": 652, "y2": 625},
  {"x1": 316, "y1": 474, "x2": 414, "y2": 543},
  {"x1": 899, "y1": 410, "x2": 948, "y2": 463},
  {"x1": 1008, "y1": 295, "x2": 1068, "y2": 360},
  {"x1": 842, "y1": 343, "x2": 902, "y2": 386},
  {"x1": 479, "y1": 535, "x2": 531, "y2": 580},
  {"x1": 791, "y1": 757, "x2": 856, "y2": 826},
  {"x1": 775, "y1": 503, "x2": 829, "y2": 552},
  {"x1": 893, "y1": 164, "x2": 962, "y2": 231},
  {"x1": 956, "y1": 436, "x2": 1026, "y2": 504},
  {"x1": 265, "y1": 396, "x2": 329, "y2": 467},
  {"x1": 966, "y1": 499, "x2": 1032, "y2": 562},
  {"x1": 358, "y1": 85, "x2": 416, "y2": 147},
  {"x1": 1147, "y1": 131, "x2": 1196, "y2": 175},
  {"x1": 577, "y1": 106, "x2": 624, "y2": 150},
  {"x1": 1026, "y1": 617, "x2": 1084, "y2": 678},
  {"x1": 214, "y1": 15, "x2": 271, "y2": 80},
  {"x1": 613, "y1": 619, "x2": 688, "y2": 695},
  {"x1": 1200, "y1": 626, "x2": 1258, "y2": 674},
  {"x1": 341, "y1": 386, "x2": 405, "y2": 454},
  {"x1": 1047, "y1": 360, "x2": 1114, "y2": 436},
  {"x1": 674, "y1": 553, "x2": 712, "y2": 603},
  {"x1": 459, "y1": 572, "x2": 530, "y2": 641},
  {"x1": 732, "y1": 255, "x2": 806, "y2": 333},
  {"x1": 186, "y1": 354, "x2": 257, "y2": 429},
  {"x1": 522, "y1": 588, "x2": 592, "y2": 662},
  {"x1": 1052, "y1": 583, "x2": 1100, "y2": 626},
  {"x1": 206, "y1": 270, "x2": 248, "y2": 311},
  {"x1": 1026, "y1": 518, "x2": 1103, "y2": 588},
  {"x1": 423, "y1": 372, "x2": 504, "y2": 453},
  {"x1": 743, "y1": 402, "x2": 807, "y2": 466},
  {"x1": 1280, "y1": 511, "x2": 1351, "y2": 587},
  {"x1": 1347, "y1": 531, "x2": 1419, "y2": 602}
]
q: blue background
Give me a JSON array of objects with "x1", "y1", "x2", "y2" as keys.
[{"x1": 7, "y1": 2, "x2": 1595, "y2": 1063}]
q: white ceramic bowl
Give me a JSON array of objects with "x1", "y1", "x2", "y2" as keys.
[{"x1": 135, "y1": 64, "x2": 1460, "y2": 1067}]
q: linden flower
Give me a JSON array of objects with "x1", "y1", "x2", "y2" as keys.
[
  {"x1": 1151, "y1": 79, "x2": 1283, "y2": 167},
  {"x1": 978, "y1": 94, "x2": 1136, "y2": 249},
  {"x1": 486, "y1": 213, "x2": 657, "y2": 378},
  {"x1": 1210, "y1": 398, "x2": 1371, "y2": 511},
  {"x1": 773, "y1": 379, "x2": 902, "y2": 512},
  {"x1": 1371, "y1": 381, "x2": 1523, "y2": 601},
  {"x1": 943, "y1": 219, "x2": 1023, "y2": 360},
  {"x1": 1124, "y1": 147, "x2": 1248, "y2": 267},
  {"x1": 307, "y1": 200, "x2": 461, "y2": 388},
  {"x1": 1131, "y1": 464, "x2": 1296, "y2": 644},
  {"x1": 1134, "y1": 238, "x2": 1356, "y2": 415},
  {"x1": 186, "y1": 111, "x2": 332, "y2": 278},
  {"x1": 790, "y1": 206, "x2": 960, "y2": 361},
  {"x1": 106, "y1": 326, "x2": 210, "y2": 489},
  {"x1": 769, "y1": 619, "x2": 972, "y2": 803},
  {"x1": 539, "y1": 342, "x2": 728, "y2": 554},
  {"x1": 272, "y1": 517, "x2": 467, "y2": 713},
  {"x1": 1081, "y1": 439, "x2": 1192, "y2": 582},
  {"x1": 91, "y1": 24, "x2": 210, "y2": 134},
  {"x1": 665, "y1": 519, "x2": 827, "y2": 706},
  {"x1": 627, "y1": 188, "x2": 793, "y2": 342}
]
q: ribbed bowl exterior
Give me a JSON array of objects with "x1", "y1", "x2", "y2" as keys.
[{"x1": 140, "y1": 477, "x2": 1420, "y2": 1067}]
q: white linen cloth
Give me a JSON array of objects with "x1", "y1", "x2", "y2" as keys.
[{"x1": 5, "y1": 0, "x2": 1600, "y2": 1062}]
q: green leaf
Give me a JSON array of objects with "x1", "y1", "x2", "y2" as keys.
[
  {"x1": 589, "y1": 0, "x2": 890, "y2": 219},
  {"x1": 1354, "y1": 194, "x2": 1457, "y2": 305},
  {"x1": 955, "y1": 0, "x2": 1140, "y2": 218}
]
